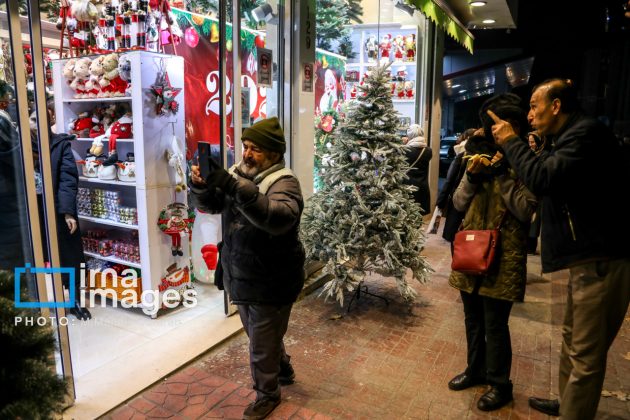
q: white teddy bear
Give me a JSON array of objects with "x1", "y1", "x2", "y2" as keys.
[
  {"x1": 85, "y1": 55, "x2": 104, "y2": 98},
  {"x1": 70, "y1": 57, "x2": 91, "y2": 98}
]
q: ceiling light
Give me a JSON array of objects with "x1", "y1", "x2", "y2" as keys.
[
  {"x1": 482, "y1": 19, "x2": 496, "y2": 24},
  {"x1": 469, "y1": 1, "x2": 487, "y2": 6},
  {"x1": 458, "y1": 89, "x2": 467, "y2": 93},
  {"x1": 451, "y1": 84, "x2": 461, "y2": 88},
  {"x1": 252, "y1": 3, "x2": 278, "y2": 24}
]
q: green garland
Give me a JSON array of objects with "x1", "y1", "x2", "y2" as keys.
[{"x1": 173, "y1": 8, "x2": 259, "y2": 55}]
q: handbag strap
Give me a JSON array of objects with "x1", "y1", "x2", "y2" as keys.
[{"x1": 410, "y1": 147, "x2": 425, "y2": 168}]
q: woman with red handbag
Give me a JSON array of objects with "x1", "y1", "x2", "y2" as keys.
[{"x1": 446, "y1": 94, "x2": 537, "y2": 411}]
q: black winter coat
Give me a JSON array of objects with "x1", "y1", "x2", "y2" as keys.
[
  {"x1": 190, "y1": 163, "x2": 305, "y2": 305},
  {"x1": 404, "y1": 144, "x2": 432, "y2": 215},
  {"x1": 436, "y1": 152, "x2": 466, "y2": 242},
  {"x1": 502, "y1": 113, "x2": 630, "y2": 272},
  {"x1": 50, "y1": 133, "x2": 85, "y2": 285}
]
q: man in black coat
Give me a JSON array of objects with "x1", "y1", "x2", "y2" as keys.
[
  {"x1": 190, "y1": 117, "x2": 304, "y2": 420},
  {"x1": 489, "y1": 79, "x2": 630, "y2": 419}
]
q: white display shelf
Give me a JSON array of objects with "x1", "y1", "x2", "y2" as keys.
[
  {"x1": 75, "y1": 137, "x2": 134, "y2": 143},
  {"x1": 53, "y1": 51, "x2": 188, "y2": 318},
  {"x1": 84, "y1": 251, "x2": 142, "y2": 269},
  {"x1": 63, "y1": 97, "x2": 132, "y2": 103},
  {"x1": 79, "y1": 176, "x2": 136, "y2": 186},
  {"x1": 78, "y1": 215, "x2": 139, "y2": 230},
  {"x1": 345, "y1": 23, "x2": 419, "y2": 123}
]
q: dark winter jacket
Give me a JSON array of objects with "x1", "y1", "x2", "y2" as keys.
[
  {"x1": 449, "y1": 136, "x2": 537, "y2": 302},
  {"x1": 403, "y1": 138, "x2": 432, "y2": 215},
  {"x1": 50, "y1": 133, "x2": 80, "y2": 217},
  {"x1": 436, "y1": 152, "x2": 466, "y2": 242},
  {"x1": 49, "y1": 133, "x2": 85, "y2": 283},
  {"x1": 501, "y1": 113, "x2": 630, "y2": 272},
  {"x1": 190, "y1": 162, "x2": 305, "y2": 305}
]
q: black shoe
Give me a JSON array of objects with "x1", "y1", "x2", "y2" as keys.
[
  {"x1": 279, "y1": 363, "x2": 295, "y2": 385},
  {"x1": 242, "y1": 397, "x2": 280, "y2": 420},
  {"x1": 171, "y1": 247, "x2": 177, "y2": 256},
  {"x1": 448, "y1": 372, "x2": 485, "y2": 391},
  {"x1": 80, "y1": 306, "x2": 92, "y2": 320},
  {"x1": 69, "y1": 301, "x2": 91, "y2": 321},
  {"x1": 477, "y1": 384, "x2": 513, "y2": 411},
  {"x1": 177, "y1": 249, "x2": 183, "y2": 256},
  {"x1": 528, "y1": 397, "x2": 560, "y2": 416}
]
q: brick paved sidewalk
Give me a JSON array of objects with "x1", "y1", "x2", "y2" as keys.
[{"x1": 103, "y1": 233, "x2": 630, "y2": 420}]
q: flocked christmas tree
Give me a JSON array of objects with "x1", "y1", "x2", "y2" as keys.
[
  {"x1": 301, "y1": 64, "x2": 432, "y2": 305},
  {"x1": 0, "y1": 270, "x2": 67, "y2": 418},
  {"x1": 313, "y1": 109, "x2": 341, "y2": 192}
]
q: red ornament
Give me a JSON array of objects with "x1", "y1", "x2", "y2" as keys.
[
  {"x1": 184, "y1": 26, "x2": 199, "y2": 48},
  {"x1": 254, "y1": 34, "x2": 265, "y2": 48}
]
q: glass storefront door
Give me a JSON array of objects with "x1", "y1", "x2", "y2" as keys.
[{"x1": 1, "y1": 0, "x2": 76, "y2": 412}]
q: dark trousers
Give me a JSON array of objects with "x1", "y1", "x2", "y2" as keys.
[
  {"x1": 238, "y1": 303, "x2": 293, "y2": 400},
  {"x1": 460, "y1": 290, "x2": 513, "y2": 386}
]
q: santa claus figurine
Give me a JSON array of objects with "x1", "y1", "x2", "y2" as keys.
[
  {"x1": 405, "y1": 34, "x2": 416, "y2": 62},
  {"x1": 379, "y1": 34, "x2": 391, "y2": 61}
]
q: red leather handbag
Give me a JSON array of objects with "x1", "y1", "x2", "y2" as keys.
[{"x1": 451, "y1": 212, "x2": 505, "y2": 275}]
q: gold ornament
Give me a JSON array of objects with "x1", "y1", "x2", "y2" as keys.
[
  {"x1": 191, "y1": 14, "x2": 205, "y2": 26},
  {"x1": 210, "y1": 23, "x2": 219, "y2": 43}
]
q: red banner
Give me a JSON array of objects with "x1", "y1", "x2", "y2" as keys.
[{"x1": 168, "y1": 9, "x2": 267, "y2": 160}]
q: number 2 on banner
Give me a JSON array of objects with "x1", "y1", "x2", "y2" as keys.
[{"x1": 205, "y1": 71, "x2": 232, "y2": 116}]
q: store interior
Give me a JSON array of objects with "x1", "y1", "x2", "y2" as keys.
[{"x1": 1, "y1": 0, "x2": 433, "y2": 417}]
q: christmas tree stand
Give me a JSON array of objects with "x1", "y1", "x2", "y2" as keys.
[{"x1": 346, "y1": 281, "x2": 389, "y2": 313}]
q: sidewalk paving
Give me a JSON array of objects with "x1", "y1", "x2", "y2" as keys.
[{"x1": 103, "y1": 231, "x2": 630, "y2": 420}]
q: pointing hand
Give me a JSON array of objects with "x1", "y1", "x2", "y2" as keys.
[{"x1": 487, "y1": 110, "x2": 517, "y2": 145}]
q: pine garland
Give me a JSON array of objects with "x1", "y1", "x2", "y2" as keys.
[
  {"x1": 0, "y1": 270, "x2": 67, "y2": 419},
  {"x1": 301, "y1": 64, "x2": 432, "y2": 306}
]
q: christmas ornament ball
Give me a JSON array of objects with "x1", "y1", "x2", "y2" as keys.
[
  {"x1": 254, "y1": 34, "x2": 265, "y2": 48},
  {"x1": 185, "y1": 27, "x2": 199, "y2": 48}
]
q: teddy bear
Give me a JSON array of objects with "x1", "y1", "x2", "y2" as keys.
[
  {"x1": 99, "y1": 53, "x2": 128, "y2": 97},
  {"x1": 85, "y1": 55, "x2": 104, "y2": 98},
  {"x1": 404, "y1": 80, "x2": 414, "y2": 99},
  {"x1": 395, "y1": 80, "x2": 405, "y2": 99},
  {"x1": 62, "y1": 58, "x2": 76, "y2": 89},
  {"x1": 68, "y1": 111, "x2": 94, "y2": 137},
  {"x1": 70, "y1": 57, "x2": 91, "y2": 98}
]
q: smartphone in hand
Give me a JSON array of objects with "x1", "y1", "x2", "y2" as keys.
[
  {"x1": 198, "y1": 142, "x2": 211, "y2": 179},
  {"x1": 198, "y1": 142, "x2": 223, "y2": 180}
]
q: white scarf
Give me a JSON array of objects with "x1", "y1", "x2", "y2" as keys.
[{"x1": 406, "y1": 136, "x2": 427, "y2": 148}]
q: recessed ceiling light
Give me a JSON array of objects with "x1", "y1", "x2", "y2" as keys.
[
  {"x1": 482, "y1": 19, "x2": 496, "y2": 24},
  {"x1": 452, "y1": 84, "x2": 461, "y2": 88},
  {"x1": 459, "y1": 89, "x2": 467, "y2": 93},
  {"x1": 470, "y1": 1, "x2": 487, "y2": 6}
]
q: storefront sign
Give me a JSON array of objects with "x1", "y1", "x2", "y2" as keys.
[
  {"x1": 302, "y1": 63, "x2": 313, "y2": 92},
  {"x1": 257, "y1": 47, "x2": 273, "y2": 87},
  {"x1": 299, "y1": 0, "x2": 316, "y2": 64}
]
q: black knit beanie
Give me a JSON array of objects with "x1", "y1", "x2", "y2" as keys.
[
  {"x1": 242, "y1": 117, "x2": 286, "y2": 154},
  {"x1": 479, "y1": 93, "x2": 527, "y2": 138}
]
